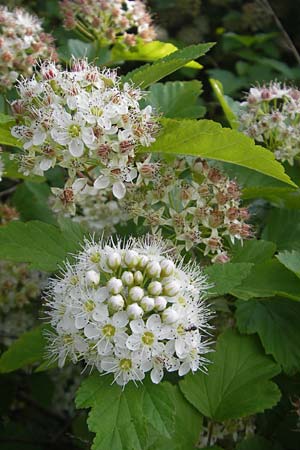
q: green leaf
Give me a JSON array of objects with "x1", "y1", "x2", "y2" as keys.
[
  {"x1": 209, "y1": 78, "x2": 238, "y2": 128},
  {"x1": 145, "y1": 81, "x2": 205, "y2": 119},
  {"x1": 145, "y1": 118, "x2": 296, "y2": 187},
  {"x1": 123, "y1": 43, "x2": 214, "y2": 89},
  {"x1": 230, "y1": 240, "x2": 276, "y2": 264},
  {"x1": 0, "y1": 113, "x2": 15, "y2": 125},
  {"x1": 276, "y1": 250, "x2": 300, "y2": 278},
  {"x1": 0, "y1": 219, "x2": 86, "y2": 272},
  {"x1": 262, "y1": 208, "x2": 300, "y2": 251},
  {"x1": 179, "y1": 329, "x2": 281, "y2": 421},
  {"x1": 149, "y1": 385, "x2": 202, "y2": 450},
  {"x1": 75, "y1": 374, "x2": 175, "y2": 450},
  {"x1": 0, "y1": 127, "x2": 21, "y2": 147},
  {"x1": 236, "y1": 298, "x2": 300, "y2": 374},
  {"x1": 12, "y1": 181, "x2": 56, "y2": 224},
  {"x1": 236, "y1": 436, "x2": 282, "y2": 450},
  {"x1": 0, "y1": 325, "x2": 48, "y2": 373},
  {"x1": 231, "y1": 260, "x2": 300, "y2": 301},
  {"x1": 204, "y1": 262, "x2": 254, "y2": 296},
  {"x1": 112, "y1": 40, "x2": 202, "y2": 68}
]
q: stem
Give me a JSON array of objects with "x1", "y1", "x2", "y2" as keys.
[
  {"x1": 0, "y1": 184, "x2": 19, "y2": 198},
  {"x1": 259, "y1": 0, "x2": 300, "y2": 65}
]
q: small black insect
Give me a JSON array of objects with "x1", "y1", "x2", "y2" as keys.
[{"x1": 185, "y1": 325, "x2": 197, "y2": 332}]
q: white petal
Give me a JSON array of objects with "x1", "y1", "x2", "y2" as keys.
[
  {"x1": 112, "y1": 181, "x2": 126, "y2": 199},
  {"x1": 97, "y1": 339, "x2": 113, "y2": 355},
  {"x1": 72, "y1": 178, "x2": 87, "y2": 193},
  {"x1": 101, "y1": 357, "x2": 116, "y2": 372},
  {"x1": 151, "y1": 367, "x2": 164, "y2": 384},
  {"x1": 178, "y1": 362, "x2": 191, "y2": 376},
  {"x1": 39, "y1": 158, "x2": 52, "y2": 171},
  {"x1": 95, "y1": 287, "x2": 109, "y2": 302},
  {"x1": 126, "y1": 334, "x2": 141, "y2": 351},
  {"x1": 84, "y1": 323, "x2": 100, "y2": 339},
  {"x1": 69, "y1": 138, "x2": 84, "y2": 157},
  {"x1": 93, "y1": 304, "x2": 109, "y2": 322},
  {"x1": 75, "y1": 315, "x2": 88, "y2": 329},
  {"x1": 125, "y1": 168, "x2": 137, "y2": 182},
  {"x1": 94, "y1": 175, "x2": 110, "y2": 190},
  {"x1": 130, "y1": 319, "x2": 144, "y2": 334},
  {"x1": 33, "y1": 130, "x2": 46, "y2": 146},
  {"x1": 82, "y1": 127, "x2": 95, "y2": 145},
  {"x1": 112, "y1": 311, "x2": 128, "y2": 328},
  {"x1": 146, "y1": 314, "x2": 161, "y2": 332},
  {"x1": 175, "y1": 337, "x2": 187, "y2": 357}
]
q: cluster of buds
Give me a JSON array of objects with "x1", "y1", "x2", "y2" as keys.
[
  {"x1": 10, "y1": 59, "x2": 158, "y2": 206},
  {"x1": 238, "y1": 82, "x2": 300, "y2": 164},
  {"x1": 60, "y1": 0, "x2": 156, "y2": 48},
  {"x1": 123, "y1": 157, "x2": 251, "y2": 262},
  {"x1": 0, "y1": 261, "x2": 45, "y2": 346},
  {"x1": 0, "y1": 6, "x2": 56, "y2": 91},
  {"x1": 45, "y1": 236, "x2": 212, "y2": 386}
]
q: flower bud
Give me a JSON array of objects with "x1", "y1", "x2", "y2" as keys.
[
  {"x1": 129, "y1": 286, "x2": 144, "y2": 302},
  {"x1": 145, "y1": 261, "x2": 161, "y2": 278},
  {"x1": 107, "y1": 251, "x2": 121, "y2": 270},
  {"x1": 141, "y1": 296, "x2": 155, "y2": 312},
  {"x1": 162, "y1": 308, "x2": 179, "y2": 324},
  {"x1": 127, "y1": 302, "x2": 144, "y2": 319},
  {"x1": 108, "y1": 294, "x2": 124, "y2": 311},
  {"x1": 154, "y1": 296, "x2": 167, "y2": 311},
  {"x1": 121, "y1": 271, "x2": 134, "y2": 286},
  {"x1": 163, "y1": 279, "x2": 181, "y2": 297},
  {"x1": 107, "y1": 277, "x2": 123, "y2": 294},
  {"x1": 134, "y1": 270, "x2": 143, "y2": 285},
  {"x1": 124, "y1": 250, "x2": 139, "y2": 268},
  {"x1": 160, "y1": 259, "x2": 175, "y2": 277},
  {"x1": 86, "y1": 270, "x2": 100, "y2": 286},
  {"x1": 138, "y1": 254, "x2": 149, "y2": 269},
  {"x1": 148, "y1": 281, "x2": 162, "y2": 296}
]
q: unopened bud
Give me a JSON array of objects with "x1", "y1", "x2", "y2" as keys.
[
  {"x1": 121, "y1": 271, "x2": 134, "y2": 286},
  {"x1": 162, "y1": 308, "x2": 179, "y2": 324},
  {"x1": 154, "y1": 296, "x2": 167, "y2": 312},
  {"x1": 134, "y1": 270, "x2": 143, "y2": 285},
  {"x1": 124, "y1": 250, "x2": 139, "y2": 268},
  {"x1": 163, "y1": 279, "x2": 181, "y2": 297},
  {"x1": 160, "y1": 259, "x2": 175, "y2": 277},
  {"x1": 108, "y1": 294, "x2": 124, "y2": 311},
  {"x1": 127, "y1": 303, "x2": 144, "y2": 319},
  {"x1": 141, "y1": 296, "x2": 155, "y2": 312},
  {"x1": 148, "y1": 281, "x2": 162, "y2": 296},
  {"x1": 86, "y1": 270, "x2": 100, "y2": 286},
  {"x1": 129, "y1": 286, "x2": 144, "y2": 302},
  {"x1": 146, "y1": 261, "x2": 161, "y2": 278},
  {"x1": 107, "y1": 277, "x2": 123, "y2": 294},
  {"x1": 107, "y1": 252, "x2": 121, "y2": 270}
]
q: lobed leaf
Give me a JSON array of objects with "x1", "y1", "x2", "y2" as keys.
[
  {"x1": 75, "y1": 375, "x2": 175, "y2": 450},
  {"x1": 179, "y1": 329, "x2": 281, "y2": 421},
  {"x1": 236, "y1": 298, "x2": 300, "y2": 374}
]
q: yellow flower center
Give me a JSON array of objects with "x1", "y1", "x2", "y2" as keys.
[
  {"x1": 90, "y1": 252, "x2": 100, "y2": 263},
  {"x1": 142, "y1": 331, "x2": 155, "y2": 346},
  {"x1": 69, "y1": 124, "x2": 81, "y2": 138},
  {"x1": 84, "y1": 299, "x2": 96, "y2": 312},
  {"x1": 63, "y1": 335, "x2": 73, "y2": 345},
  {"x1": 102, "y1": 324, "x2": 116, "y2": 337},
  {"x1": 119, "y1": 358, "x2": 132, "y2": 371},
  {"x1": 90, "y1": 106, "x2": 103, "y2": 117},
  {"x1": 177, "y1": 324, "x2": 185, "y2": 335}
]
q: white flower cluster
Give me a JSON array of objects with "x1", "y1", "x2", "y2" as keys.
[
  {"x1": 238, "y1": 82, "x2": 300, "y2": 164},
  {"x1": 45, "y1": 237, "x2": 212, "y2": 386},
  {"x1": 71, "y1": 188, "x2": 127, "y2": 234},
  {"x1": 0, "y1": 6, "x2": 56, "y2": 90},
  {"x1": 123, "y1": 157, "x2": 251, "y2": 262},
  {"x1": 11, "y1": 59, "x2": 157, "y2": 203},
  {"x1": 60, "y1": 0, "x2": 156, "y2": 47}
]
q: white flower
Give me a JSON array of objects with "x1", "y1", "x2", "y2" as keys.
[{"x1": 45, "y1": 236, "x2": 212, "y2": 386}]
